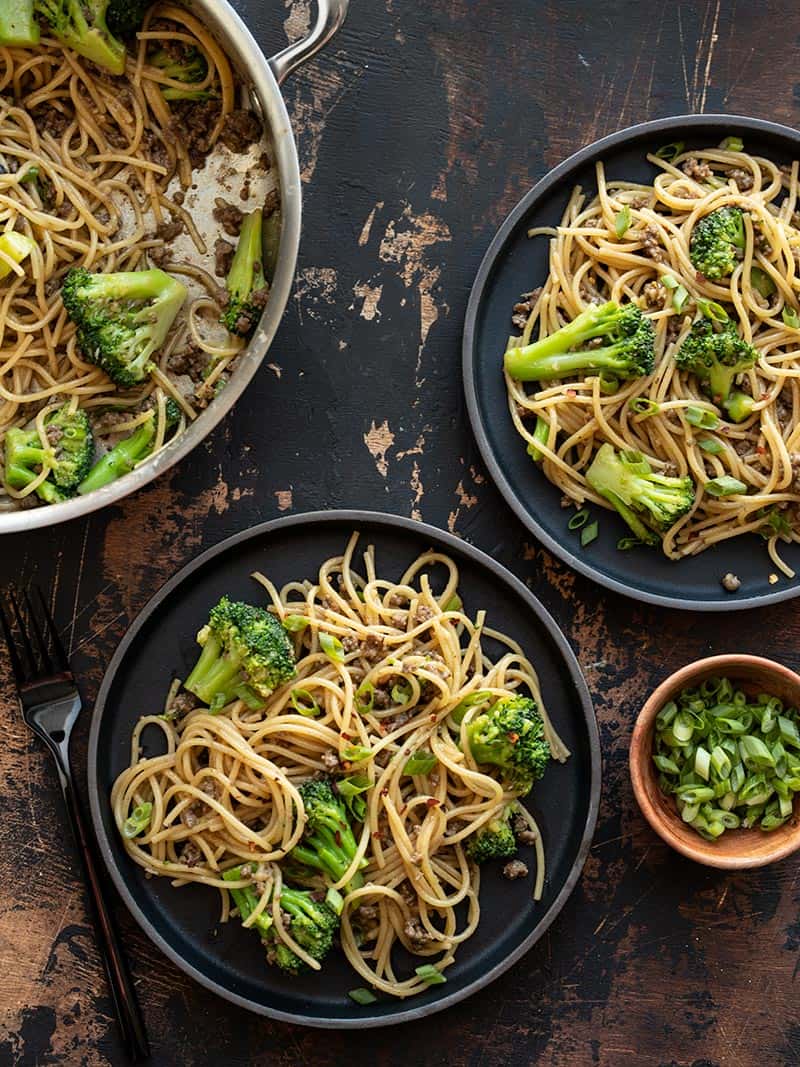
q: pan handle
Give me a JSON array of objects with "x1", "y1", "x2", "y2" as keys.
[{"x1": 269, "y1": 0, "x2": 349, "y2": 86}]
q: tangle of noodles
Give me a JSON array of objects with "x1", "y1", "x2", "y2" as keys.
[
  {"x1": 504, "y1": 143, "x2": 800, "y2": 577},
  {"x1": 0, "y1": 5, "x2": 268, "y2": 508},
  {"x1": 111, "y1": 534, "x2": 570, "y2": 999}
]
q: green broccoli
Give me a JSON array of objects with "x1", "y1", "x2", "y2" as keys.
[
  {"x1": 464, "y1": 695, "x2": 551, "y2": 795},
  {"x1": 586, "y1": 443, "x2": 695, "y2": 546},
  {"x1": 689, "y1": 206, "x2": 745, "y2": 281},
  {"x1": 184, "y1": 597, "x2": 296, "y2": 711},
  {"x1": 675, "y1": 318, "x2": 756, "y2": 418},
  {"x1": 3, "y1": 405, "x2": 93, "y2": 504},
  {"x1": 291, "y1": 778, "x2": 367, "y2": 891},
  {"x1": 106, "y1": 0, "x2": 149, "y2": 38},
  {"x1": 78, "y1": 399, "x2": 181, "y2": 495},
  {"x1": 221, "y1": 208, "x2": 268, "y2": 339},
  {"x1": 0, "y1": 0, "x2": 40, "y2": 45},
  {"x1": 265, "y1": 885, "x2": 339, "y2": 976},
  {"x1": 465, "y1": 804, "x2": 519, "y2": 863},
  {"x1": 504, "y1": 301, "x2": 655, "y2": 384},
  {"x1": 149, "y1": 45, "x2": 212, "y2": 101},
  {"x1": 62, "y1": 268, "x2": 187, "y2": 388},
  {"x1": 34, "y1": 0, "x2": 126, "y2": 75},
  {"x1": 222, "y1": 865, "x2": 273, "y2": 937}
]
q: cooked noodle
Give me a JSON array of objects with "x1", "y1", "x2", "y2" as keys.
[
  {"x1": 505, "y1": 144, "x2": 800, "y2": 574},
  {"x1": 111, "y1": 534, "x2": 569, "y2": 999},
  {"x1": 0, "y1": 7, "x2": 259, "y2": 507}
]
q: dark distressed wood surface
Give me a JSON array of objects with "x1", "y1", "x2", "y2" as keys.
[{"x1": 2, "y1": 1, "x2": 800, "y2": 1064}]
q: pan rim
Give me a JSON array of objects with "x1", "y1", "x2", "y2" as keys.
[
  {"x1": 87, "y1": 508, "x2": 601, "y2": 1028},
  {"x1": 463, "y1": 112, "x2": 800, "y2": 611}
]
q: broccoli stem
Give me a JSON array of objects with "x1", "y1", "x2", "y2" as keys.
[
  {"x1": 184, "y1": 633, "x2": 243, "y2": 707},
  {"x1": 228, "y1": 208, "x2": 265, "y2": 302},
  {"x1": 506, "y1": 344, "x2": 629, "y2": 382},
  {"x1": 77, "y1": 417, "x2": 155, "y2": 495},
  {"x1": 505, "y1": 302, "x2": 616, "y2": 370},
  {"x1": 222, "y1": 866, "x2": 272, "y2": 936},
  {"x1": 292, "y1": 829, "x2": 364, "y2": 890},
  {"x1": 0, "y1": 0, "x2": 39, "y2": 45},
  {"x1": 527, "y1": 415, "x2": 549, "y2": 461}
]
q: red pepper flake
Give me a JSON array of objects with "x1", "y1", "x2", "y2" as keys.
[
  {"x1": 335, "y1": 830, "x2": 342, "y2": 846},
  {"x1": 372, "y1": 830, "x2": 383, "y2": 839},
  {"x1": 566, "y1": 389, "x2": 577, "y2": 398},
  {"x1": 757, "y1": 444, "x2": 766, "y2": 455},
  {"x1": 380, "y1": 787, "x2": 389, "y2": 797},
  {"x1": 696, "y1": 271, "x2": 707, "y2": 284},
  {"x1": 429, "y1": 713, "x2": 437, "y2": 722},
  {"x1": 399, "y1": 805, "x2": 407, "y2": 816},
  {"x1": 761, "y1": 392, "x2": 770, "y2": 401},
  {"x1": 426, "y1": 798, "x2": 439, "y2": 808},
  {"x1": 248, "y1": 841, "x2": 256, "y2": 851},
  {"x1": 507, "y1": 731, "x2": 520, "y2": 744},
  {"x1": 340, "y1": 732, "x2": 352, "y2": 740}
]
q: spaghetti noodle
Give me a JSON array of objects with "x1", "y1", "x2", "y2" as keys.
[
  {"x1": 111, "y1": 534, "x2": 569, "y2": 999},
  {"x1": 505, "y1": 142, "x2": 800, "y2": 575}
]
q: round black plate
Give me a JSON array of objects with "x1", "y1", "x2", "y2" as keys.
[
  {"x1": 88, "y1": 511, "x2": 600, "y2": 1028},
  {"x1": 464, "y1": 114, "x2": 800, "y2": 610}
]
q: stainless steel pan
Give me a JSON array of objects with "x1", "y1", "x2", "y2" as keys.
[{"x1": 0, "y1": 0, "x2": 348, "y2": 534}]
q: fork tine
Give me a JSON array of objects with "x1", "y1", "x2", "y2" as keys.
[
  {"x1": 9, "y1": 590, "x2": 38, "y2": 675},
  {"x1": 24, "y1": 588, "x2": 54, "y2": 675},
  {"x1": 0, "y1": 599, "x2": 29, "y2": 685},
  {"x1": 35, "y1": 586, "x2": 70, "y2": 673}
]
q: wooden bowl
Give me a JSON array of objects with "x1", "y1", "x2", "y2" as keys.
[{"x1": 630, "y1": 654, "x2": 800, "y2": 869}]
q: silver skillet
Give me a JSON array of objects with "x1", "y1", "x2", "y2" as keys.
[{"x1": 0, "y1": 0, "x2": 348, "y2": 534}]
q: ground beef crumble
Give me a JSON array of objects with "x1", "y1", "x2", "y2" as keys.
[
  {"x1": 213, "y1": 198, "x2": 244, "y2": 238},
  {"x1": 214, "y1": 237, "x2": 235, "y2": 278},
  {"x1": 502, "y1": 859, "x2": 529, "y2": 880},
  {"x1": 681, "y1": 157, "x2": 713, "y2": 181},
  {"x1": 643, "y1": 279, "x2": 667, "y2": 309},
  {"x1": 727, "y1": 167, "x2": 754, "y2": 192},
  {"x1": 640, "y1": 225, "x2": 666, "y2": 263},
  {"x1": 219, "y1": 110, "x2": 262, "y2": 153}
]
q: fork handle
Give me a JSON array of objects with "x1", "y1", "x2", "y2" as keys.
[{"x1": 56, "y1": 764, "x2": 150, "y2": 1062}]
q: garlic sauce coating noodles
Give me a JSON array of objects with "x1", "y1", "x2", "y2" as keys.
[
  {"x1": 505, "y1": 143, "x2": 800, "y2": 577},
  {"x1": 112, "y1": 534, "x2": 569, "y2": 999}
]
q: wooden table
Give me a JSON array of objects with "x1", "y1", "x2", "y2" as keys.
[{"x1": 2, "y1": 1, "x2": 799, "y2": 1063}]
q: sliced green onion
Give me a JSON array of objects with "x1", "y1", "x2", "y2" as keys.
[
  {"x1": 319, "y1": 632, "x2": 345, "y2": 662},
  {"x1": 782, "y1": 306, "x2": 800, "y2": 329},
  {"x1": 698, "y1": 437, "x2": 725, "y2": 454},
  {"x1": 655, "y1": 141, "x2": 685, "y2": 162},
  {"x1": 685, "y1": 406, "x2": 720, "y2": 429},
  {"x1": 415, "y1": 964, "x2": 447, "y2": 985},
  {"x1": 599, "y1": 373, "x2": 620, "y2": 395},
  {"x1": 617, "y1": 536, "x2": 643, "y2": 550},
  {"x1": 778, "y1": 715, "x2": 800, "y2": 747},
  {"x1": 568, "y1": 508, "x2": 589, "y2": 530},
  {"x1": 349, "y1": 988, "x2": 378, "y2": 1005},
  {"x1": 672, "y1": 284, "x2": 689, "y2": 313},
  {"x1": 208, "y1": 692, "x2": 227, "y2": 714},
  {"x1": 337, "y1": 774, "x2": 371, "y2": 820},
  {"x1": 233, "y1": 684, "x2": 266, "y2": 711},
  {"x1": 656, "y1": 702, "x2": 678, "y2": 730},
  {"x1": 391, "y1": 679, "x2": 414, "y2": 705},
  {"x1": 720, "y1": 136, "x2": 743, "y2": 152},
  {"x1": 290, "y1": 688, "x2": 320, "y2": 717},
  {"x1": 694, "y1": 746, "x2": 711, "y2": 780},
  {"x1": 580, "y1": 521, "x2": 599, "y2": 547},
  {"x1": 527, "y1": 415, "x2": 550, "y2": 462},
  {"x1": 751, "y1": 266, "x2": 776, "y2": 298},
  {"x1": 696, "y1": 298, "x2": 729, "y2": 322},
  {"x1": 629, "y1": 397, "x2": 661, "y2": 416},
  {"x1": 355, "y1": 681, "x2": 375, "y2": 714},
  {"x1": 660, "y1": 274, "x2": 679, "y2": 290},
  {"x1": 614, "y1": 205, "x2": 631, "y2": 238},
  {"x1": 443, "y1": 593, "x2": 462, "y2": 612},
  {"x1": 403, "y1": 750, "x2": 438, "y2": 776},
  {"x1": 705, "y1": 475, "x2": 747, "y2": 497},
  {"x1": 282, "y1": 614, "x2": 309, "y2": 632},
  {"x1": 325, "y1": 887, "x2": 344, "y2": 915},
  {"x1": 451, "y1": 690, "x2": 493, "y2": 725},
  {"x1": 653, "y1": 754, "x2": 680, "y2": 775},
  {"x1": 710, "y1": 746, "x2": 732, "y2": 779},
  {"x1": 123, "y1": 802, "x2": 153, "y2": 839},
  {"x1": 21, "y1": 165, "x2": 39, "y2": 183},
  {"x1": 341, "y1": 744, "x2": 372, "y2": 763}
]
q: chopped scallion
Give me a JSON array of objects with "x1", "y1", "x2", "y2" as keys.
[
  {"x1": 349, "y1": 988, "x2": 378, "y2": 1005},
  {"x1": 415, "y1": 964, "x2": 447, "y2": 985},
  {"x1": 319, "y1": 632, "x2": 345, "y2": 662},
  {"x1": 614, "y1": 205, "x2": 631, "y2": 238},
  {"x1": 705, "y1": 475, "x2": 747, "y2": 497},
  {"x1": 580, "y1": 520, "x2": 599, "y2": 547},
  {"x1": 685, "y1": 406, "x2": 720, "y2": 429},
  {"x1": 568, "y1": 508, "x2": 589, "y2": 530}
]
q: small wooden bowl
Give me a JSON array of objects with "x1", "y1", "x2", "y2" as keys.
[{"x1": 630, "y1": 654, "x2": 800, "y2": 869}]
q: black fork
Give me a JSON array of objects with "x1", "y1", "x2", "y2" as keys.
[{"x1": 1, "y1": 589, "x2": 150, "y2": 1063}]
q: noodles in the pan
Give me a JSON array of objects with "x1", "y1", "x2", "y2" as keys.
[
  {"x1": 505, "y1": 143, "x2": 800, "y2": 576},
  {"x1": 112, "y1": 534, "x2": 568, "y2": 999}
]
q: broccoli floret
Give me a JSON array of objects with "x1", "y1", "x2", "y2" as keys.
[
  {"x1": 464, "y1": 695, "x2": 551, "y2": 795},
  {"x1": 291, "y1": 778, "x2": 367, "y2": 891},
  {"x1": 0, "y1": 0, "x2": 40, "y2": 45},
  {"x1": 504, "y1": 301, "x2": 655, "y2": 384},
  {"x1": 62, "y1": 268, "x2": 187, "y2": 388},
  {"x1": 149, "y1": 45, "x2": 212, "y2": 101},
  {"x1": 586, "y1": 443, "x2": 695, "y2": 546},
  {"x1": 265, "y1": 886, "x2": 339, "y2": 976},
  {"x1": 77, "y1": 400, "x2": 180, "y2": 495},
  {"x1": 221, "y1": 209, "x2": 268, "y2": 339},
  {"x1": 3, "y1": 405, "x2": 93, "y2": 503},
  {"x1": 689, "y1": 206, "x2": 745, "y2": 281},
  {"x1": 675, "y1": 318, "x2": 756, "y2": 412},
  {"x1": 34, "y1": 0, "x2": 126, "y2": 75},
  {"x1": 184, "y1": 596, "x2": 296, "y2": 710},
  {"x1": 465, "y1": 804, "x2": 519, "y2": 863},
  {"x1": 222, "y1": 865, "x2": 273, "y2": 937},
  {"x1": 106, "y1": 0, "x2": 148, "y2": 38}
]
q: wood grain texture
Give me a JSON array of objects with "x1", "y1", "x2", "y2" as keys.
[{"x1": 2, "y1": 1, "x2": 800, "y2": 1063}]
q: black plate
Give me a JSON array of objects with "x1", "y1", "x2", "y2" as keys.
[
  {"x1": 464, "y1": 114, "x2": 800, "y2": 610},
  {"x1": 87, "y1": 511, "x2": 599, "y2": 1028}
]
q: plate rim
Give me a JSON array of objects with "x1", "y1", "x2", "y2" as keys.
[
  {"x1": 87, "y1": 508, "x2": 601, "y2": 1029},
  {"x1": 463, "y1": 112, "x2": 800, "y2": 611}
]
